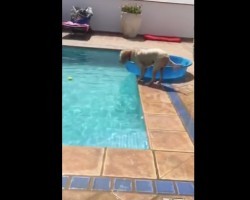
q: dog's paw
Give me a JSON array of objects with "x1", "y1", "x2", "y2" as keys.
[
  {"x1": 154, "y1": 81, "x2": 162, "y2": 85},
  {"x1": 137, "y1": 79, "x2": 144, "y2": 84},
  {"x1": 145, "y1": 81, "x2": 153, "y2": 86}
]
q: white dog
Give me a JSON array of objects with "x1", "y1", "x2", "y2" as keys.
[{"x1": 119, "y1": 48, "x2": 179, "y2": 85}]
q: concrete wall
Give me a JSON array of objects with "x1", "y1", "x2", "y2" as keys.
[{"x1": 62, "y1": 0, "x2": 194, "y2": 38}]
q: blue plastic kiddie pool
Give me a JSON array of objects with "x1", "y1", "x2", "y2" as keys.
[{"x1": 125, "y1": 55, "x2": 192, "y2": 80}]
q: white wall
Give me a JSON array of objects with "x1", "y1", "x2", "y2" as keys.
[{"x1": 62, "y1": 0, "x2": 194, "y2": 38}]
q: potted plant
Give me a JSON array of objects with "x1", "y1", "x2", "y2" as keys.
[{"x1": 121, "y1": 2, "x2": 142, "y2": 38}]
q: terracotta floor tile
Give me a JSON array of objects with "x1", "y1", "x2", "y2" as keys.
[
  {"x1": 138, "y1": 85, "x2": 163, "y2": 93},
  {"x1": 138, "y1": 85, "x2": 172, "y2": 104},
  {"x1": 151, "y1": 196, "x2": 194, "y2": 200},
  {"x1": 155, "y1": 151, "x2": 194, "y2": 181},
  {"x1": 176, "y1": 85, "x2": 193, "y2": 95},
  {"x1": 63, "y1": 146, "x2": 104, "y2": 176},
  {"x1": 63, "y1": 191, "x2": 118, "y2": 200},
  {"x1": 190, "y1": 112, "x2": 194, "y2": 119},
  {"x1": 148, "y1": 130, "x2": 193, "y2": 152},
  {"x1": 142, "y1": 102, "x2": 178, "y2": 115},
  {"x1": 144, "y1": 114, "x2": 186, "y2": 131},
  {"x1": 140, "y1": 92, "x2": 172, "y2": 104},
  {"x1": 185, "y1": 103, "x2": 194, "y2": 119},
  {"x1": 114, "y1": 192, "x2": 156, "y2": 200},
  {"x1": 103, "y1": 148, "x2": 156, "y2": 179},
  {"x1": 184, "y1": 84, "x2": 194, "y2": 92},
  {"x1": 63, "y1": 191, "x2": 194, "y2": 200},
  {"x1": 63, "y1": 191, "x2": 97, "y2": 200},
  {"x1": 178, "y1": 92, "x2": 194, "y2": 106}
]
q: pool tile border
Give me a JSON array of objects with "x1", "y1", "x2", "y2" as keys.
[
  {"x1": 62, "y1": 175, "x2": 194, "y2": 196},
  {"x1": 62, "y1": 176, "x2": 69, "y2": 189},
  {"x1": 155, "y1": 180, "x2": 176, "y2": 195},
  {"x1": 69, "y1": 176, "x2": 90, "y2": 190},
  {"x1": 93, "y1": 177, "x2": 111, "y2": 191},
  {"x1": 175, "y1": 181, "x2": 194, "y2": 196},
  {"x1": 114, "y1": 178, "x2": 133, "y2": 192},
  {"x1": 135, "y1": 179, "x2": 154, "y2": 193}
]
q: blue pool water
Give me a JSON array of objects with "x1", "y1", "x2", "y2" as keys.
[{"x1": 63, "y1": 47, "x2": 148, "y2": 149}]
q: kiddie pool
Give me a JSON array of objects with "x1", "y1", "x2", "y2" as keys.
[{"x1": 125, "y1": 55, "x2": 192, "y2": 80}]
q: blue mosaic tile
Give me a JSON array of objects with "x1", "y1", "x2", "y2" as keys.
[
  {"x1": 62, "y1": 176, "x2": 68, "y2": 189},
  {"x1": 69, "y1": 176, "x2": 90, "y2": 189},
  {"x1": 155, "y1": 180, "x2": 175, "y2": 194},
  {"x1": 176, "y1": 181, "x2": 194, "y2": 195},
  {"x1": 93, "y1": 178, "x2": 111, "y2": 191},
  {"x1": 135, "y1": 180, "x2": 154, "y2": 193},
  {"x1": 114, "y1": 179, "x2": 132, "y2": 192}
]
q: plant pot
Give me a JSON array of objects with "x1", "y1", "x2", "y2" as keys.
[{"x1": 121, "y1": 12, "x2": 142, "y2": 38}]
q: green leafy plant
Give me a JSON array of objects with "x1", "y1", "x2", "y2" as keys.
[{"x1": 121, "y1": 4, "x2": 142, "y2": 14}]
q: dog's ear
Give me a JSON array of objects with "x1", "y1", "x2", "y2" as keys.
[{"x1": 119, "y1": 50, "x2": 131, "y2": 64}]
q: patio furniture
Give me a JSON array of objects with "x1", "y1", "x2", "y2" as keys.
[
  {"x1": 62, "y1": 6, "x2": 93, "y2": 35},
  {"x1": 62, "y1": 21, "x2": 91, "y2": 33}
]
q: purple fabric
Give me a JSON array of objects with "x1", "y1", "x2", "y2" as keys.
[{"x1": 62, "y1": 21, "x2": 90, "y2": 31}]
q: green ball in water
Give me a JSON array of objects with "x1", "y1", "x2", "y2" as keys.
[{"x1": 68, "y1": 76, "x2": 73, "y2": 80}]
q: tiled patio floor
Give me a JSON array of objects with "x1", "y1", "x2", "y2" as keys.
[
  {"x1": 62, "y1": 31, "x2": 194, "y2": 199},
  {"x1": 63, "y1": 190, "x2": 194, "y2": 200}
]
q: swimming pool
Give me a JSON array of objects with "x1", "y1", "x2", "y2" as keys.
[{"x1": 63, "y1": 46, "x2": 148, "y2": 149}]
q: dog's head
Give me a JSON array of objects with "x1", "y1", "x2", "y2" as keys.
[{"x1": 119, "y1": 49, "x2": 132, "y2": 64}]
